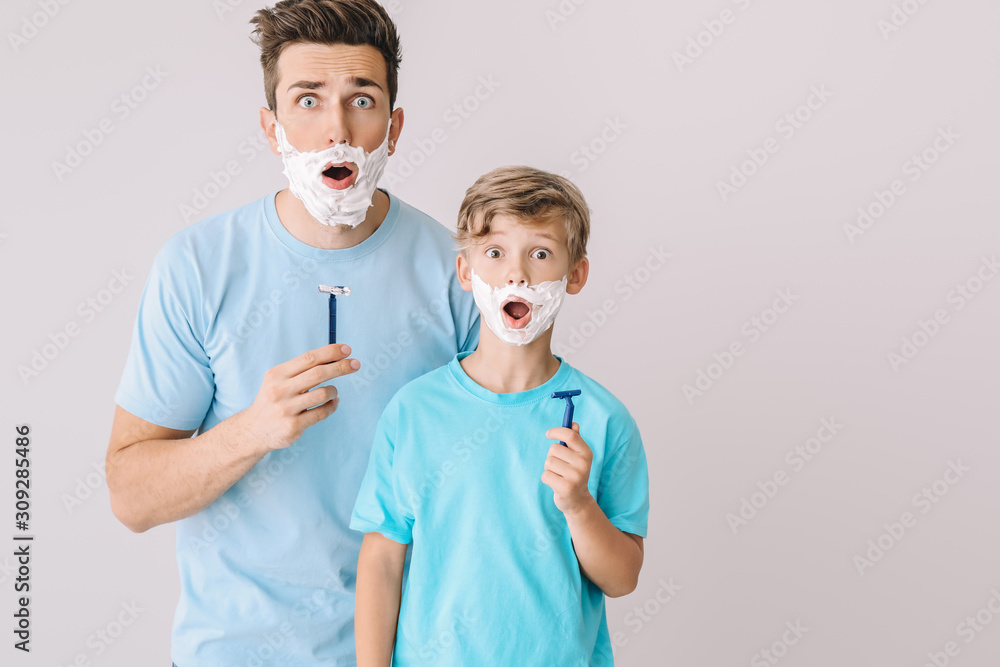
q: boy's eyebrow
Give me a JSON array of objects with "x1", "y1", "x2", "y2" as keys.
[
  {"x1": 488, "y1": 229, "x2": 560, "y2": 242},
  {"x1": 286, "y1": 76, "x2": 384, "y2": 93}
]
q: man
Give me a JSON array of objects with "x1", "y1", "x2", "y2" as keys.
[{"x1": 106, "y1": 1, "x2": 479, "y2": 664}]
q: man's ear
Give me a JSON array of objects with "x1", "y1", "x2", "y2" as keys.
[
  {"x1": 388, "y1": 107, "x2": 405, "y2": 156},
  {"x1": 566, "y1": 256, "x2": 589, "y2": 295},
  {"x1": 260, "y1": 107, "x2": 280, "y2": 155},
  {"x1": 456, "y1": 252, "x2": 473, "y2": 292}
]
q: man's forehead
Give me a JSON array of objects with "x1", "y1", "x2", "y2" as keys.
[{"x1": 277, "y1": 42, "x2": 387, "y2": 92}]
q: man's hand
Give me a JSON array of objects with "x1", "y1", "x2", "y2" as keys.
[
  {"x1": 242, "y1": 343, "x2": 361, "y2": 454},
  {"x1": 541, "y1": 422, "x2": 594, "y2": 515}
]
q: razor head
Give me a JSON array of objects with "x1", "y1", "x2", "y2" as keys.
[
  {"x1": 551, "y1": 390, "x2": 581, "y2": 399},
  {"x1": 318, "y1": 285, "x2": 351, "y2": 296}
]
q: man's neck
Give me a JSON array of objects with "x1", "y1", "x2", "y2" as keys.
[
  {"x1": 460, "y1": 330, "x2": 562, "y2": 394},
  {"x1": 274, "y1": 188, "x2": 390, "y2": 250}
]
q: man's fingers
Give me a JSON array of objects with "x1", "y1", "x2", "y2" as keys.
[
  {"x1": 290, "y1": 384, "x2": 339, "y2": 414},
  {"x1": 301, "y1": 397, "x2": 339, "y2": 429},
  {"x1": 274, "y1": 344, "x2": 354, "y2": 380},
  {"x1": 289, "y1": 356, "x2": 360, "y2": 395}
]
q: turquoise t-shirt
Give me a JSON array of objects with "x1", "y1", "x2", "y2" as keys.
[
  {"x1": 350, "y1": 352, "x2": 649, "y2": 666},
  {"x1": 114, "y1": 190, "x2": 479, "y2": 666}
]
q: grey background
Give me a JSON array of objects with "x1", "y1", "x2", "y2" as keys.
[{"x1": 2, "y1": 0, "x2": 999, "y2": 664}]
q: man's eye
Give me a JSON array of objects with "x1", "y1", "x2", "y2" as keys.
[
  {"x1": 298, "y1": 95, "x2": 318, "y2": 109},
  {"x1": 353, "y1": 96, "x2": 373, "y2": 109},
  {"x1": 486, "y1": 248, "x2": 503, "y2": 259},
  {"x1": 533, "y1": 249, "x2": 550, "y2": 260}
]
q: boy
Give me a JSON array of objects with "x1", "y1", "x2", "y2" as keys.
[{"x1": 351, "y1": 166, "x2": 649, "y2": 666}]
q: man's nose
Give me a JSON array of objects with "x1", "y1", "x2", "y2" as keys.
[{"x1": 321, "y1": 107, "x2": 351, "y2": 146}]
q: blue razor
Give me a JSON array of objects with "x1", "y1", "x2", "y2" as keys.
[
  {"x1": 318, "y1": 285, "x2": 351, "y2": 345},
  {"x1": 550, "y1": 390, "x2": 582, "y2": 446}
]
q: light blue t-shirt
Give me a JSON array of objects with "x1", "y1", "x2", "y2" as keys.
[
  {"x1": 114, "y1": 190, "x2": 479, "y2": 666},
  {"x1": 350, "y1": 352, "x2": 649, "y2": 667}
]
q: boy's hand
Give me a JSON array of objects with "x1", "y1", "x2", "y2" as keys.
[{"x1": 541, "y1": 423, "x2": 595, "y2": 515}]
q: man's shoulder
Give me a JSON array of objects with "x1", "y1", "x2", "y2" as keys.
[
  {"x1": 389, "y1": 192, "x2": 457, "y2": 252},
  {"x1": 152, "y1": 194, "x2": 270, "y2": 275}
]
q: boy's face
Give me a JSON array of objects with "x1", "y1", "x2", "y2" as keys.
[
  {"x1": 457, "y1": 213, "x2": 589, "y2": 333},
  {"x1": 261, "y1": 42, "x2": 404, "y2": 187}
]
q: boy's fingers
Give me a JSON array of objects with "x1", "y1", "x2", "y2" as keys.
[
  {"x1": 544, "y1": 454, "x2": 573, "y2": 478},
  {"x1": 540, "y1": 470, "x2": 564, "y2": 489},
  {"x1": 546, "y1": 426, "x2": 590, "y2": 455}
]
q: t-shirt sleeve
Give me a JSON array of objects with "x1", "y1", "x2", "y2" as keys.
[
  {"x1": 351, "y1": 400, "x2": 413, "y2": 544},
  {"x1": 113, "y1": 241, "x2": 215, "y2": 431},
  {"x1": 596, "y1": 416, "x2": 649, "y2": 538}
]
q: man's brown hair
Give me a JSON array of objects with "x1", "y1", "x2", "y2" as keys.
[
  {"x1": 455, "y1": 166, "x2": 591, "y2": 267},
  {"x1": 250, "y1": 0, "x2": 402, "y2": 114}
]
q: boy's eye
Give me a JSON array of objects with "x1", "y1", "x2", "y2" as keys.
[
  {"x1": 532, "y1": 249, "x2": 550, "y2": 260},
  {"x1": 486, "y1": 248, "x2": 503, "y2": 259},
  {"x1": 298, "y1": 95, "x2": 318, "y2": 109},
  {"x1": 352, "y1": 96, "x2": 373, "y2": 109}
]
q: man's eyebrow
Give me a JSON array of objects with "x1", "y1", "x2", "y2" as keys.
[
  {"x1": 346, "y1": 76, "x2": 384, "y2": 92},
  {"x1": 286, "y1": 80, "x2": 325, "y2": 93},
  {"x1": 285, "y1": 76, "x2": 384, "y2": 94}
]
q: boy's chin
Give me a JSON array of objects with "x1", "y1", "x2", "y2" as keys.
[{"x1": 481, "y1": 323, "x2": 553, "y2": 349}]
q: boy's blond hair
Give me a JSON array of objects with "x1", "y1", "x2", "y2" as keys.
[{"x1": 454, "y1": 166, "x2": 590, "y2": 267}]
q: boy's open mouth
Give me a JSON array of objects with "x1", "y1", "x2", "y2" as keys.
[
  {"x1": 501, "y1": 297, "x2": 532, "y2": 330},
  {"x1": 321, "y1": 162, "x2": 357, "y2": 190}
]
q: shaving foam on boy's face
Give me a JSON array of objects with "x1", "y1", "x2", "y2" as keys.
[
  {"x1": 470, "y1": 268, "x2": 568, "y2": 346},
  {"x1": 274, "y1": 118, "x2": 392, "y2": 228}
]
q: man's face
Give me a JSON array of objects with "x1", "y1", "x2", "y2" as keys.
[
  {"x1": 457, "y1": 214, "x2": 588, "y2": 330},
  {"x1": 262, "y1": 41, "x2": 403, "y2": 190}
]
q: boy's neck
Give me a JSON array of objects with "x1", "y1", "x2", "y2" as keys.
[{"x1": 460, "y1": 329, "x2": 562, "y2": 394}]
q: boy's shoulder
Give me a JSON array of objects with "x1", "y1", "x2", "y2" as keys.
[
  {"x1": 562, "y1": 362, "x2": 640, "y2": 440},
  {"x1": 381, "y1": 361, "x2": 459, "y2": 417}
]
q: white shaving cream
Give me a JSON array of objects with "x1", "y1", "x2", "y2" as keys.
[
  {"x1": 470, "y1": 269, "x2": 568, "y2": 346},
  {"x1": 274, "y1": 119, "x2": 391, "y2": 228}
]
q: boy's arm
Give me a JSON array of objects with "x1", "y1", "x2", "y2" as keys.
[
  {"x1": 561, "y1": 498, "x2": 644, "y2": 598},
  {"x1": 542, "y1": 424, "x2": 644, "y2": 598},
  {"x1": 356, "y1": 531, "x2": 408, "y2": 667}
]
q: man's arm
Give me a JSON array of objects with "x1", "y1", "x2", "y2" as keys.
[
  {"x1": 542, "y1": 424, "x2": 644, "y2": 598},
  {"x1": 355, "y1": 532, "x2": 407, "y2": 667},
  {"x1": 107, "y1": 343, "x2": 359, "y2": 533}
]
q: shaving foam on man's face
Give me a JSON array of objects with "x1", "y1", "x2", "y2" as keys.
[
  {"x1": 470, "y1": 268, "x2": 568, "y2": 346},
  {"x1": 274, "y1": 118, "x2": 391, "y2": 228}
]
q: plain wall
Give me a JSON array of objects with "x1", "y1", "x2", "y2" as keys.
[{"x1": 2, "y1": 0, "x2": 999, "y2": 664}]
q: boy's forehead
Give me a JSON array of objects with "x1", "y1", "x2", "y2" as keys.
[
  {"x1": 485, "y1": 213, "x2": 567, "y2": 244},
  {"x1": 277, "y1": 42, "x2": 387, "y2": 93}
]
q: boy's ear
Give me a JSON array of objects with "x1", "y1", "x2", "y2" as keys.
[
  {"x1": 566, "y1": 256, "x2": 589, "y2": 295},
  {"x1": 456, "y1": 252, "x2": 473, "y2": 292}
]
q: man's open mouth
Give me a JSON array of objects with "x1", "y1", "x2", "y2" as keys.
[
  {"x1": 501, "y1": 297, "x2": 532, "y2": 330},
  {"x1": 321, "y1": 162, "x2": 357, "y2": 190}
]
